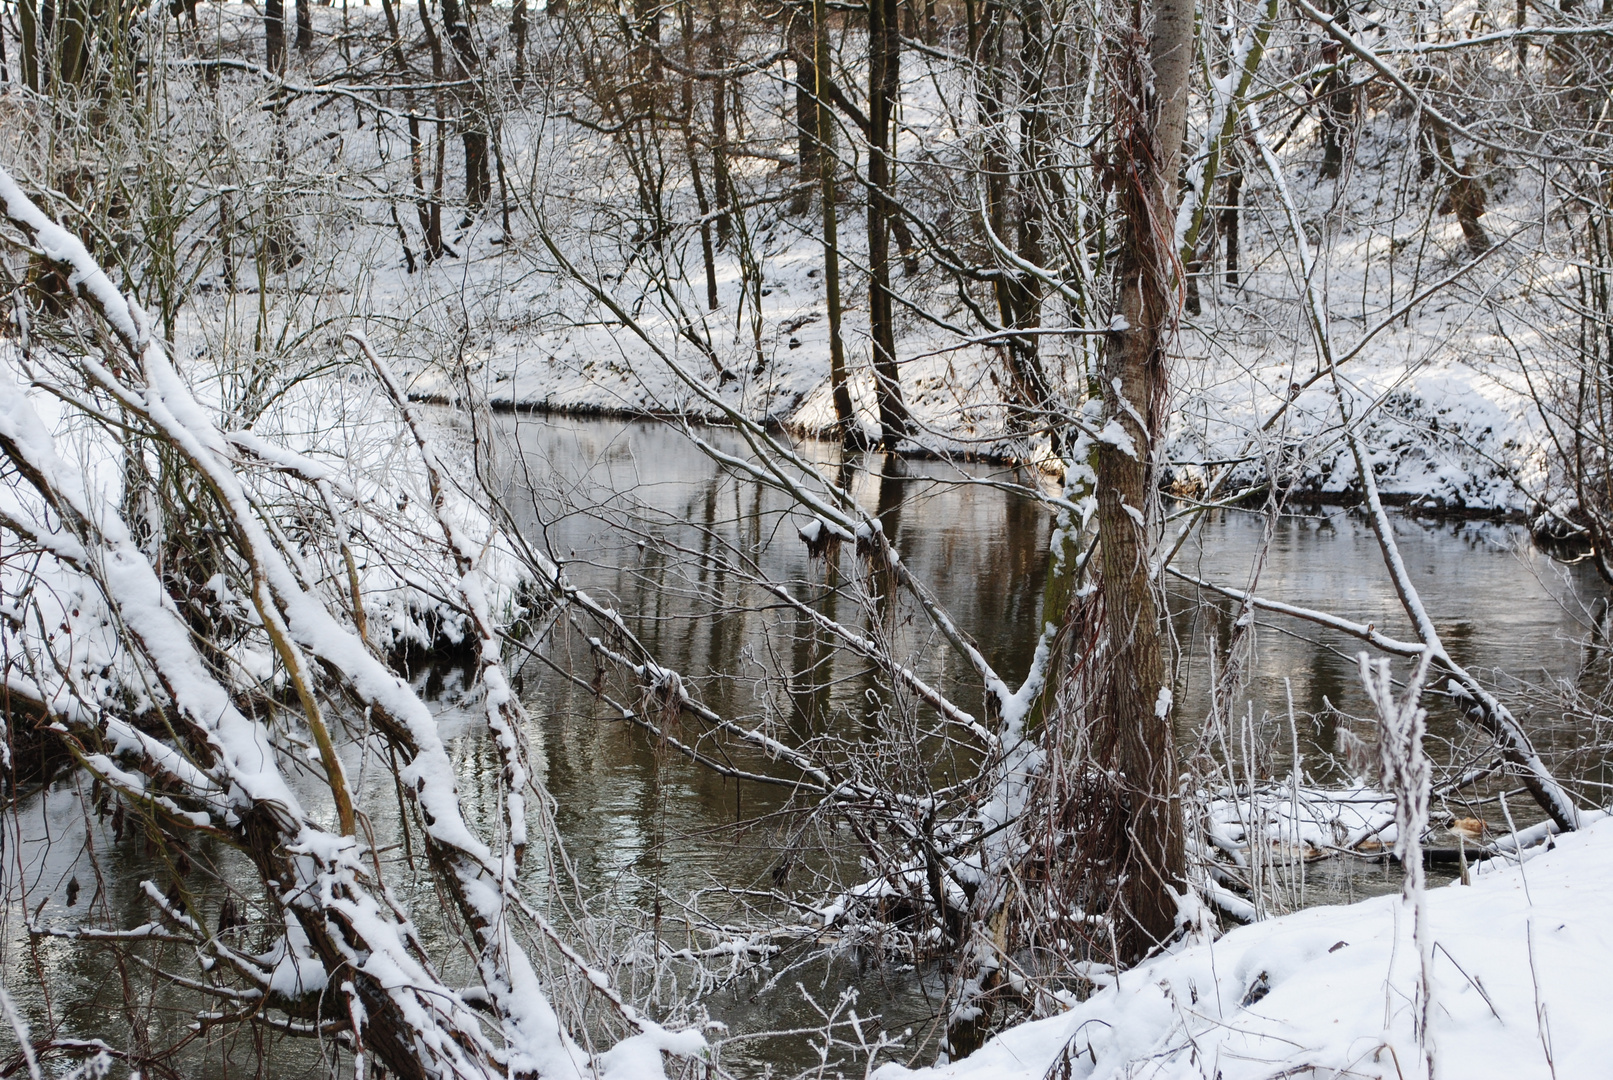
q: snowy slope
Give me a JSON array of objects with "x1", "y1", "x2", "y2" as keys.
[
  {"x1": 394, "y1": 49, "x2": 1566, "y2": 513},
  {"x1": 57, "y1": 4, "x2": 1568, "y2": 513},
  {"x1": 876, "y1": 818, "x2": 1612, "y2": 1080}
]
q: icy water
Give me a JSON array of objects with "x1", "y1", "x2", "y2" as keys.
[{"x1": 6, "y1": 412, "x2": 1609, "y2": 1077}]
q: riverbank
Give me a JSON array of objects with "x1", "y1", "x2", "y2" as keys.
[
  {"x1": 411, "y1": 394, "x2": 1537, "y2": 522},
  {"x1": 398, "y1": 211, "x2": 1555, "y2": 520},
  {"x1": 875, "y1": 815, "x2": 1613, "y2": 1080},
  {"x1": 361, "y1": 8, "x2": 1563, "y2": 520}
]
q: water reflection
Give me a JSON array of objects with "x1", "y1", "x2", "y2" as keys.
[
  {"x1": 5, "y1": 412, "x2": 1607, "y2": 1077},
  {"x1": 486, "y1": 413, "x2": 1607, "y2": 1071}
]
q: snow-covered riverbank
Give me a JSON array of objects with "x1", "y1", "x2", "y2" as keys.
[
  {"x1": 391, "y1": 108, "x2": 1562, "y2": 516},
  {"x1": 176, "y1": 5, "x2": 1564, "y2": 518},
  {"x1": 877, "y1": 817, "x2": 1611, "y2": 1080}
]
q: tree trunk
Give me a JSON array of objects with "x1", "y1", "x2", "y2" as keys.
[
  {"x1": 379, "y1": 0, "x2": 443, "y2": 262},
  {"x1": 867, "y1": 0, "x2": 908, "y2": 449},
  {"x1": 218, "y1": 190, "x2": 236, "y2": 291},
  {"x1": 1427, "y1": 120, "x2": 1490, "y2": 256},
  {"x1": 631, "y1": 0, "x2": 662, "y2": 110},
  {"x1": 975, "y1": 0, "x2": 1056, "y2": 442},
  {"x1": 1222, "y1": 169, "x2": 1242, "y2": 287},
  {"x1": 418, "y1": 0, "x2": 452, "y2": 258},
  {"x1": 265, "y1": 0, "x2": 286, "y2": 71},
  {"x1": 55, "y1": 0, "x2": 91, "y2": 86},
  {"x1": 710, "y1": 2, "x2": 733, "y2": 245},
  {"x1": 680, "y1": 1, "x2": 721, "y2": 313},
  {"x1": 1515, "y1": 0, "x2": 1527, "y2": 68},
  {"x1": 439, "y1": 0, "x2": 490, "y2": 210},
  {"x1": 789, "y1": 4, "x2": 819, "y2": 211},
  {"x1": 815, "y1": 0, "x2": 857, "y2": 444},
  {"x1": 296, "y1": 0, "x2": 313, "y2": 52},
  {"x1": 1005, "y1": 0, "x2": 1054, "y2": 440},
  {"x1": 461, "y1": 127, "x2": 491, "y2": 210},
  {"x1": 1090, "y1": 0, "x2": 1191, "y2": 963},
  {"x1": 512, "y1": 0, "x2": 528, "y2": 91},
  {"x1": 1317, "y1": 0, "x2": 1352, "y2": 180},
  {"x1": 18, "y1": 0, "x2": 38, "y2": 92}
]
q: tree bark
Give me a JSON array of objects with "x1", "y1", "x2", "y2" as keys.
[
  {"x1": 1091, "y1": 0, "x2": 1191, "y2": 962},
  {"x1": 512, "y1": 0, "x2": 528, "y2": 91},
  {"x1": 1004, "y1": 0, "x2": 1055, "y2": 439},
  {"x1": 1426, "y1": 119, "x2": 1490, "y2": 256},
  {"x1": 1317, "y1": 1, "x2": 1352, "y2": 180},
  {"x1": 55, "y1": 0, "x2": 93, "y2": 86},
  {"x1": 710, "y1": 2, "x2": 733, "y2": 245},
  {"x1": 1222, "y1": 169, "x2": 1242, "y2": 287},
  {"x1": 439, "y1": 0, "x2": 490, "y2": 210},
  {"x1": 680, "y1": 1, "x2": 721, "y2": 313},
  {"x1": 867, "y1": 0, "x2": 909, "y2": 449},
  {"x1": 379, "y1": 0, "x2": 443, "y2": 262},
  {"x1": 265, "y1": 0, "x2": 286, "y2": 72},
  {"x1": 790, "y1": 4, "x2": 819, "y2": 189},
  {"x1": 18, "y1": 0, "x2": 39, "y2": 92},
  {"x1": 417, "y1": 0, "x2": 452, "y2": 257},
  {"x1": 815, "y1": 0, "x2": 857, "y2": 443}
]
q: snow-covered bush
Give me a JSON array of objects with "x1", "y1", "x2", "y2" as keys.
[{"x1": 0, "y1": 162, "x2": 707, "y2": 1077}]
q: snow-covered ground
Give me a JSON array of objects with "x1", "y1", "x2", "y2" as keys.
[
  {"x1": 877, "y1": 816, "x2": 1611, "y2": 1080},
  {"x1": 360, "y1": 15, "x2": 1572, "y2": 514},
  {"x1": 5, "y1": 4, "x2": 1553, "y2": 515}
]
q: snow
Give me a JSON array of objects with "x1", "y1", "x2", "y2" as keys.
[
  {"x1": 0, "y1": 386, "x2": 305, "y2": 816},
  {"x1": 448, "y1": 97, "x2": 1546, "y2": 513},
  {"x1": 33, "y1": 5, "x2": 1561, "y2": 522},
  {"x1": 877, "y1": 815, "x2": 1613, "y2": 1080},
  {"x1": 1095, "y1": 419, "x2": 1137, "y2": 459},
  {"x1": 598, "y1": 1035, "x2": 675, "y2": 1080}
]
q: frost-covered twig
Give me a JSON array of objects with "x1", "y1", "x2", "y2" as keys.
[{"x1": 1361, "y1": 652, "x2": 1437, "y2": 1078}]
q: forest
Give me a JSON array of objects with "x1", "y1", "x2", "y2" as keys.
[{"x1": 1, "y1": 0, "x2": 1612, "y2": 1074}]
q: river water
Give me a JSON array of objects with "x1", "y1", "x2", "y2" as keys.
[
  {"x1": 5, "y1": 412, "x2": 1608, "y2": 1076},
  {"x1": 480, "y1": 413, "x2": 1609, "y2": 1073}
]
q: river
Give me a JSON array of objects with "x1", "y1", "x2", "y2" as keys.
[
  {"x1": 481, "y1": 413, "x2": 1608, "y2": 1074},
  {"x1": 3, "y1": 412, "x2": 1606, "y2": 1077}
]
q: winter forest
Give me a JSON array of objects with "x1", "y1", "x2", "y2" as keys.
[{"x1": 7, "y1": 0, "x2": 1613, "y2": 1074}]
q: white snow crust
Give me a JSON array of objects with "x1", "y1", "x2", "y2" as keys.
[{"x1": 878, "y1": 817, "x2": 1613, "y2": 1080}]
